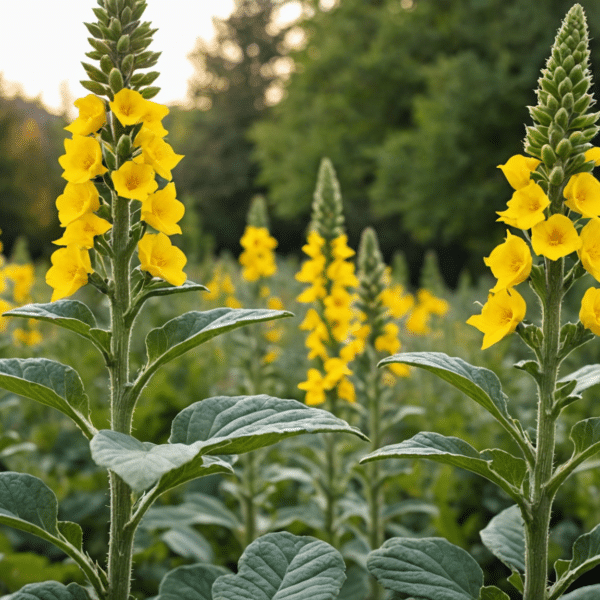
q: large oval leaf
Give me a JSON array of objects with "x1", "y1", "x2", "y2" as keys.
[
  {"x1": 367, "y1": 537, "x2": 483, "y2": 600},
  {"x1": 212, "y1": 532, "x2": 346, "y2": 600},
  {"x1": 360, "y1": 431, "x2": 524, "y2": 501},
  {"x1": 561, "y1": 585, "x2": 600, "y2": 600},
  {"x1": 479, "y1": 505, "x2": 525, "y2": 573},
  {"x1": 170, "y1": 394, "x2": 368, "y2": 454},
  {"x1": 0, "y1": 358, "x2": 94, "y2": 438},
  {"x1": 90, "y1": 432, "x2": 233, "y2": 493},
  {"x1": 145, "y1": 308, "x2": 292, "y2": 366},
  {"x1": 155, "y1": 564, "x2": 228, "y2": 600},
  {"x1": 0, "y1": 581, "x2": 91, "y2": 600},
  {"x1": 379, "y1": 352, "x2": 511, "y2": 424}
]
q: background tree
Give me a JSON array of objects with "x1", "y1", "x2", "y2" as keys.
[{"x1": 250, "y1": 0, "x2": 600, "y2": 282}]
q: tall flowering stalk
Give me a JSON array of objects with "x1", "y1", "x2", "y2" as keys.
[{"x1": 359, "y1": 5, "x2": 600, "y2": 599}]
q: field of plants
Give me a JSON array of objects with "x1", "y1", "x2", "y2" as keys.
[{"x1": 3, "y1": 1, "x2": 600, "y2": 599}]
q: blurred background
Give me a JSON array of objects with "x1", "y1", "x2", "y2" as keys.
[{"x1": 3, "y1": 0, "x2": 600, "y2": 287}]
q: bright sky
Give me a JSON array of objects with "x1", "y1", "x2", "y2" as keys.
[{"x1": 0, "y1": 0, "x2": 235, "y2": 115}]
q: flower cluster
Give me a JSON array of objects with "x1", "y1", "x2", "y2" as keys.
[
  {"x1": 297, "y1": 231, "x2": 360, "y2": 405},
  {"x1": 46, "y1": 88, "x2": 186, "y2": 301},
  {"x1": 468, "y1": 150, "x2": 600, "y2": 348},
  {"x1": 204, "y1": 264, "x2": 242, "y2": 309},
  {"x1": 239, "y1": 226, "x2": 278, "y2": 282}
]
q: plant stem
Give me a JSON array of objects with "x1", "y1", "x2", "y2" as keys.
[
  {"x1": 240, "y1": 451, "x2": 258, "y2": 547},
  {"x1": 523, "y1": 256, "x2": 563, "y2": 600},
  {"x1": 107, "y1": 194, "x2": 135, "y2": 600}
]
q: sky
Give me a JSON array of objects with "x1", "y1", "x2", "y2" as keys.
[{"x1": 0, "y1": 0, "x2": 235, "y2": 115}]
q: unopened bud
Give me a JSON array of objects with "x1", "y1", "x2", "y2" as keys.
[
  {"x1": 561, "y1": 92, "x2": 574, "y2": 111},
  {"x1": 549, "y1": 165, "x2": 565, "y2": 186},
  {"x1": 541, "y1": 144, "x2": 557, "y2": 166},
  {"x1": 109, "y1": 17, "x2": 122, "y2": 39},
  {"x1": 109, "y1": 68, "x2": 124, "y2": 93},
  {"x1": 555, "y1": 107, "x2": 569, "y2": 129},
  {"x1": 116, "y1": 135, "x2": 132, "y2": 159},
  {"x1": 81, "y1": 80, "x2": 109, "y2": 97},
  {"x1": 121, "y1": 54, "x2": 134, "y2": 77},
  {"x1": 141, "y1": 86, "x2": 160, "y2": 99},
  {"x1": 120, "y1": 6, "x2": 132, "y2": 25},
  {"x1": 102, "y1": 145, "x2": 117, "y2": 171},
  {"x1": 117, "y1": 34, "x2": 130, "y2": 53},
  {"x1": 556, "y1": 138, "x2": 572, "y2": 159},
  {"x1": 100, "y1": 55, "x2": 114, "y2": 75}
]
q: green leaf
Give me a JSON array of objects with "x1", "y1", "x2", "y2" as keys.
[
  {"x1": 561, "y1": 585, "x2": 600, "y2": 600},
  {"x1": 212, "y1": 532, "x2": 346, "y2": 600},
  {"x1": 360, "y1": 432, "x2": 524, "y2": 501},
  {"x1": 336, "y1": 565, "x2": 369, "y2": 600},
  {"x1": 156, "y1": 564, "x2": 228, "y2": 600},
  {"x1": 550, "y1": 523, "x2": 600, "y2": 599},
  {"x1": 367, "y1": 537, "x2": 483, "y2": 600},
  {"x1": 554, "y1": 558, "x2": 570, "y2": 579},
  {"x1": 58, "y1": 521, "x2": 83, "y2": 551},
  {"x1": 507, "y1": 570, "x2": 523, "y2": 593},
  {"x1": 90, "y1": 432, "x2": 233, "y2": 493},
  {"x1": 0, "y1": 359, "x2": 94, "y2": 439},
  {"x1": 160, "y1": 527, "x2": 213, "y2": 561},
  {"x1": 170, "y1": 394, "x2": 368, "y2": 453},
  {"x1": 142, "y1": 279, "x2": 209, "y2": 299},
  {"x1": 5, "y1": 301, "x2": 109, "y2": 353},
  {"x1": 479, "y1": 505, "x2": 525, "y2": 573},
  {"x1": 379, "y1": 352, "x2": 512, "y2": 425},
  {"x1": 479, "y1": 587, "x2": 510, "y2": 600},
  {"x1": 555, "y1": 365, "x2": 600, "y2": 408},
  {"x1": 145, "y1": 308, "x2": 292, "y2": 365},
  {"x1": 1, "y1": 581, "x2": 91, "y2": 600}
]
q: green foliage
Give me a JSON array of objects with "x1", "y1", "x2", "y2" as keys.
[
  {"x1": 479, "y1": 505, "x2": 526, "y2": 573},
  {"x1": 212, "y1": 532, "x2": 346, "y2": 600},
  {"x1": 0, "y1": 581, "x2": 91, "y2": 600},
  {"x1": 155, "y1": 564, "x2": 228, "y2": 600}
]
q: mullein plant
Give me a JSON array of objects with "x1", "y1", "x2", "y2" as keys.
[
  {"x1": 295, "y1": 158, "x2": 364, "y2": 552},
  {"x1": 0, "y1": 2, "x2": 365, "y2": 599},
  {"x1": 361, "y1": 5, "x2": 600, "y2": 600}
]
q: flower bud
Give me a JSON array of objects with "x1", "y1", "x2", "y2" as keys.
[
  {"x1": 558, "y1": 78, "x2": 573, "y2": 96},
  {"x1": 563, "y1": 55, "x2": 575, "y2": 72},
  {"x1": 120, "y1": 6, "x2": 132, "y2": 25},
  {"x1": 555, "y1": 107, "x2": 569, "y2": 129},
  {"x1": 84, "y1": 22, "x2": 103, "y2": 38},
  {"x1": 117, "y1": 34, "x2": 130, "y2": 53},
  {"x1": 121, "y1": 54, "x2": 134, "y2": 77},
  {"x1": 549, "y1": 165, "x2": 565, "y2": 186},
  {"x1": 529, "y1": 106, "x2": 552, "y2": 126},
  {"x1": 109, "y1": 68, "x2": 124, "y2": 93},
  {"x1": 100, "y1": 55, "x2": 114, "y2": 74},
  {"x1": 556, "y1": 138, "x2": 572, "y2": 159},
  {"x1": 82, "y1": 62, "x2": 108, "y2": 83},
  {"x1": 102, "y1": 145, "x2": 117, "y2": 171},
  {"x1": 92, "y1": 7, "x2": 109, "y2": 25},
  {"x1": 569, "y1": 64, "x2": 584, "y2": 84},
  {"x1": 562, "y1": 92, "x2": 574, "y2": 111},
  {"x1": 541, "y1": 144, "x2": 558, "y2": 166},
  {"x1": 554, "y1": 66, "x2": 567, "y2": 83},
  {"x1": 574, "y1": 94, "x2": 592, "y2": 114},
  {"x1": 131, "y1": 2, "x2": 147, "y2": 21},
  {"x1": 109, "y1": 17, "x2": 122, "y2": 39},
  {"x1": 141, "y1": 87, "x2": 160, "y2": 99},
  {"x1": 81, "y1": 80, "x2": 110, "y2": 97},
  {"x1": 549, "y1": 124, "x2": 565, "y2": 147},
  {"x1": 116, "y1": 134, "x2": 132, "y2": 159}
]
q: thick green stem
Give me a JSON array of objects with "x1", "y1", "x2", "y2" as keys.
[
  {"x1": 523, "y1": 256, "x2": 563, "y2": 600},
  {"x1": 323, "y1": 430, "x2": 338, "y2": 548},
  {"x1": 107, "y1": 194, "x2": 135, "y2": 600},
  {"x1": 240, "y1": 451, "x2": 258, "y2": 547}
]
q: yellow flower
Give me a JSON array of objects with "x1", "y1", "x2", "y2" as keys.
[
  {"x1": 264, "y1": 326, "x2": 284, "y2": 344},
  {"x1": 109, "y1": 88, "x2": 148, "y2": 126},
  {"x1": 4, "y1": 264, "x2": 35, "y2": 303},
  {"x1": 64, "y1": 95, "x2": 106, "y2": 136},
  {"x1": 331, "y1": 234, "x2": 355, "y2": 260},
  {"x1": 140, "y1": 99, "x2": 169, "y2": 137},
  {"x1": 466, "y1": 288, "x2": 526, "y2": 349},
  {"x1": 302, "y1": 230, "x2": 326, "y2": 258},
  {"x1": 53, "y1": 213, "x2": 112, "y2": 249},
  {"x1": 296, "y1": 279, "x2": 327, "y2": 303},
  {"x1": 139, "y1": 136, "x2": 184, "y2": 181},
  {"x1": 239, "y1": 226, "x2": 278, "y2": 282},
  {"x1": 298, "y1": 368, "x2": 327, "y2": 405},
  {"x1": 585, "y1": 147, "x2": 600, "y2": 166},
  {"x1": 380, "y1": 284, "x2": 414, "y2": 318},
  {"x1": 56, "y1": 182, "x2": 100, "y2": 227},
  {"x1": 387, "y1": 362, "x2": 410, "y2": 378},
  {"x1": 374, "y1": 322, "x2": 401, "y2": 354},
  {"x1": 13, "y1": 328, "x2": 42, "y2": 347},
  {"x1": 531, "y1": 214, "x2": 582, "y2": 261},
  {"x1": 267, "y1": 296, "x2": 284, "y2": 310},
  {"x1": 226, "y1": 296, "x2": 242, "y2": 308},
  {"x1": 563, "y1": 173, "x2": 600, "y2": 218},
  {"x1": 484, "y1": 231, "x2": 532, "y2": 292},
  {"x1": 300, "y1": 309, "x2": 329, "y2": 360},
  {"x1": 138, "y1": 232, "x2": 187, "y2": 286},
  {"x1": 46, "y1": 246, "x2": 93, "y2": 302},
  {"x1": 496, "y1": 181, "x2": 550, "y2": 230},
  {"x1": 112, "y1": 161, "x2": 158, "y2": 201},
  {"x1": 323, "y1": 357, "x2": 352, "y2": 389},
  {"x1": 262, "y1": 350, "x2": 279, "y2": 364},
  {"x1": 580, "y1": 287, "x2": 600, "y2": 335},
  {"x1": 140, "y1": 183, "x2": 185, "y2": 235},
  {"x1": 0, "y1": 299, "x2": 12, "y2": 332},
  {"x1": 340, "y1": 337, "x2": 365, "y2": 362},
  {"x1": 497, "y1": 155, "x2": 541, "y2": 190},
  {"x1": 337, "y1": 377, "x2": 356, "y2": 403},
  {"x1": 58, "y1": 135, "x2": 107, "y2": 183},
  {"x1": 327, "y1": 258, "x2": 359, "y2": 288},
  {"x1": 578, "y1": 219, "x2": 600, "y2": 282}
]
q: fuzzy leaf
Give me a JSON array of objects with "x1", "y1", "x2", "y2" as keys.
[
  {"x1": 558, "y1": 364, "x2": 600, "y2": 396},
  {"x1": 170, "y1": 394, "x2": 368, "y2": 453},
  {"x1": 58, "y1": 521, "x2": 83, "y2": 551},
  {"x1": 361, "y1": 431, "x2": 523, "y2": 500},
  {"x1": 569, "y1": 418, "x2": 600, "y2": 464},
  {"x1": 0, "y1": 358, "x2": 93, "y2": 438},
  {"x1": 561, "y1": 585, "x2": 600, "y2": 600},
  {"x1": 142, "y1": 279, "x2": 209, "y2": 298},
  {"x1": 367, "y1": 537, "x2": 483, "y2": 600},
  {"x1": 160, "y1": 527, "x2": 213, "y2": 562},
  {"x1": 155, "y1": 564, "x2": 228, "y2": 600},
  {"x1": 379, "y1": 352, "x2": 511, "y2": 425},
  {"x1": 480, "y1": 505, "x2": 525, "y2": 573},
  {"x1": 212, "y1": 532, "x2": 346, "y2": 600},
  {"x1": 145, "y1": 308, "x2": 292, "y2": 365},
  {"x1": 479, "y1": 587, "x2": 510, "y2": 600},
  {"x1": 1, "y1": 581, "x2": 91, "y2": 600},
  {"x1": 90, "y1": 432, "x2": 233, "y2": 493}
]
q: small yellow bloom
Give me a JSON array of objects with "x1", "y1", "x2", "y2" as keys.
[
  {"x1": 327, "y1": 258, "x2": 359, "y2": 288},
  {"x1": 340, "y1": 338, "x2": 365, "y2": 363},
  {"x1": 387, "y1": 362, "x2": 410, "y2": 378},
  {"x1": 375, "y1": 322, "x2": 401, "y2": 354},
  {"x1": 4, "y1": 264, "x2": 35, "y2": 303},
  {"x1": 466, "y1": 288, "x2": 526, "y2": 349},
  {"x1": 267, "y1": 296, "x2": 284, "y2": 310},
  {"x1": 484, "y1": 231, "x2": 532, "y2": 292},
  {"x1": 585, "y1": 147, "x2": 600, "y2": 166},
  {"x1": 65, "y1": 95, "x2": 106, "y2": 136},
  {"x1": 0, "y1": 299, "x2": 12, "y2": 332},
  {"x1": 138, "y1": 232, "x2": 187, "y2": 286},
  {"x1": 380, "y1": 284, "x2": 414, "y2": 318},
  {"x1": 563, "y1": 173, "x2": 600, "y2": 218},
  {"x1": 497, "y1": 155, "x2": 541, "y2": 190},
  {"x1": 112, "y1": 161, "x2": 158, "y2": 201},
  {"x1": 109, "y1": 88, "x2": 148, "y2": 126},
  {"x1": 331, "y1": 234, "x2": 355, "y2": 260},
  {"x1": 296, "y1": 254, "x2": 326, "y2": 283},
  {"x1": 56, "y1": 181, "x2": 100, "y2": 227},
  {"x1": 139, "y1": 136, "x2": 184, "y2": 181},
  {"x1": 580, "y1": 287, "x2": 600, "y2": 335},
  {"x1": 298, "y1": 368, "x2": 327, "y2": 405},
  {"x1": 531, "y1": 214, "x2": 582, "y2": 261},
  {"x1": 140, "y1": 183, "x2": 185, "y2": 235},
  {"x1": 264, "y1": 326, "x2": 284, "y2": 344},
  {"x1": 296, "y1": 277, "x2": 327, "y2": 303},
  {"x1": 58, "y1": 135, "x2": 107, "y2": 183},
  {"x1": 46, "y1": 246, "x2": 93, "y2": 302},
  {"x1": 578, "y1": 219, "x2": 600, "y2": 282},
  {"x1": 301, "y1": 230, "x2": 326, "y2": 258},
  {"x1": 140, "y1": 99, "x2": 169, "y2": 137},
  {"x1": 496, "y1": 181, "x2": 550, "y2": 230},
  {"x1": 262, "y1": 349, "x2": 279, "y2": 364},
  {"x1": 226, "y1": 296, "x2": 242, "y2": 309},
  {"x1": 239, "y1": 226, "x2": 278, "y2": 282},
  {"x1": 53, "y1": 213, "x2": 112, "y2": 249},
  {"x1": 323, "y1": 357, "x2": 352, "y2": 389},
  {"x1": 13, "y1": 328, "x2": 42, "y2": 347},
  {"x1": 337, "y1": 376, "x2": 356, "y2": 402}
]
